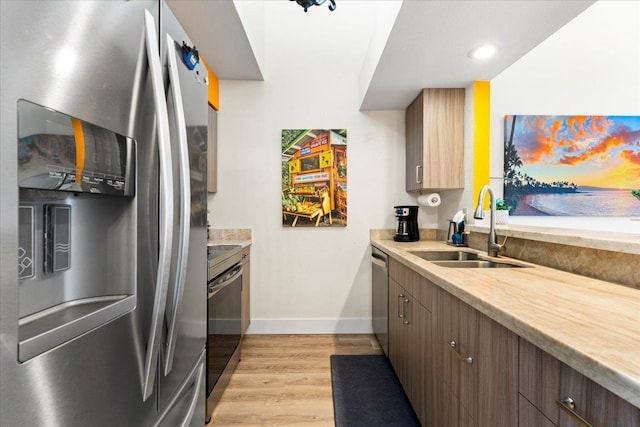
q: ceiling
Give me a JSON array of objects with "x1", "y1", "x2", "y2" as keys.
[
  {"x1": 167, "y1": 0, "x2": 595, "y2": 110},
  {"x1": 166, "y1": 0, "x2": 263, "y2": 80}
]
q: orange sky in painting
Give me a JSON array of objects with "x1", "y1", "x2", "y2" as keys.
[
  {"x1": 559, "y1": 133, "x2": 629, "y2": 165},
  {"x1": 510, "y1": 115, "x2": 640, "y2": 190}
]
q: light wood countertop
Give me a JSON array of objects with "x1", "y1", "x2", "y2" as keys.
[{"x1": 370, "y1": 238, "x2": 640, "y2": 407}]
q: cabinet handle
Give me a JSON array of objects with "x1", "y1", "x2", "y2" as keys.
[
  {"x1": 448, "y1": 340, "x2": 474, "y2": 364},
  {"x1": 557, "y1": 397, "x2": 594, "y2": 427},
  {"x1": 416, "y1": 165, "x2": 422, "y2": 184},
  {"x1": 398, "y1": 294, "x2": 405, "y2": 318},
  {"x1": 403, "y1": 298, "x2": 410, "y2": 325}
]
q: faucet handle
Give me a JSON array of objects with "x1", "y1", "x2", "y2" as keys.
[{"x1": 497, "y1": 235, "x2": 508, "y2": 252}]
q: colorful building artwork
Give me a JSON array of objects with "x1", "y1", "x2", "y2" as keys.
[
  {"x1": 282, "y1": 129, "x2": 347, "y2": 227},
  {"x1": 503, "y1": 115, "x2": 640, "y2": 216}
]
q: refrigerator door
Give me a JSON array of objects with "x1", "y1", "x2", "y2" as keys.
[
  {"x1": 157, "y1": 3, "x2": 208, "y2": 424},
  {"x1": 1, "y1": 1, "x2": 165, "y2": 425}
]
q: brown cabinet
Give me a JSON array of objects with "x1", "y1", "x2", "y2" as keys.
[
  {"x1": 240, "y1": 246, "x2": 250, "y2": 334},
  {"x1": 388, "y1": 276, "x2": 433, "y2": 426},
  {"x1": 405, "y1": 88, "x2": 465, "y2": 192},
  {"x1": 432, "y1": 286, "x2": 518, "y2": 427},
  {"x1": 385, "y1": 252, "x2": 639, "y2": 427},
  {"x1": 519, "y1": 338, "x2": 640, "y2": 427}
]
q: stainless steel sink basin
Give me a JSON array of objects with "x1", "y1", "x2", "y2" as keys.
[
  {"x1": 409, "y1": 251, "x2": 479, "y2": 261},
  {"x1": 431, "y1": 260, "x2": 528, "y2": 268}
]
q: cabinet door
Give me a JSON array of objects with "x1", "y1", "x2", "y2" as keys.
[
  {"x1": 433, "y1": 287, "x2": 476, "y2": 427},
  {"x1": 388, "y1": 278, "x2": 407, "y2": 381},
  {"x1": 519, "y1": 338, "x2": 561, "y2": 423},
  {"x1": 406, "y1": 92, "x2": 424, "y2": 192},
  {"x1": 475, "y1": 311, "x2": 518, "y2": 426},
  {"x1": 558, "y1": 363, "x2": 640, "y2": 427},
  {"x1": 434, "y1": 287, "x2": 518, "y2": 427},
  {"x1": 405, "y1": 88, "x2": 465, "y2": 192},
  {"x1": 421, "y1": 88, "x2": 465, "y2": 189},
  {"x1": 406, "y1": 298, "x2": 432, "y2": 427}
]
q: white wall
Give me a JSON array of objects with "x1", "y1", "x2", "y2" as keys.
[
  {"x1": 208, "y1": 1, "x2": 435, "y2": 334},
  {"x1": 491, "y1": 0, "x2": 640, "y2": 233}
]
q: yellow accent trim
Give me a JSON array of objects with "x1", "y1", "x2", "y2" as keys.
[
  {"x1": 201, "y1": 58, "x2": 220, "y2": 110},
  {"x1": 473, "y1": 81, "x2": 490, "y2": 209},
  {"x1": 71, "y1": 118, "x2": 85, "y2": 184}
]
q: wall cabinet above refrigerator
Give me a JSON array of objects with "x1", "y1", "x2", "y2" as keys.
[{"x1": 405, "y1": 88, "x2": 465, "y2": 192}]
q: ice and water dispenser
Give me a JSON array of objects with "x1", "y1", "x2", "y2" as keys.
[{"x1": 17, "y1": 100, "x2": 137, "y2": 361}]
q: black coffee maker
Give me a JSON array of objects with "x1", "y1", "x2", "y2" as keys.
[{"x1": 393, "y1": 205, "x2": 419, "y2": 242}]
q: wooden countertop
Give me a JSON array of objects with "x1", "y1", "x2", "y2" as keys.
[{"x1": 370, "y1": 238, "x2": 640, "y2": 407}]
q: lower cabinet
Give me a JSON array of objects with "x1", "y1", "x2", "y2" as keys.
[
  {"x1": 386, "y1": 255, "x2": 639, "y2": 427},
  {"x1": 432, "y1": 285, "x2": 518, "y2": 427},
  {"x1": 520, "y1": 338, "x2": 640, "y2": 427},
  {"x1": 389, "y1": 277, "x2": 432, "y2": 426},
  {"x1": 388, "y1": 258, "x2": 518, "y2": 427}
]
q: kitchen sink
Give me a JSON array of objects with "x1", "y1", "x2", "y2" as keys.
[
  {"x1": 430, "y1": 260, "x2": 528, "y2": 268},
  {"x1": 408, "y1": 250, "x2": 480, "y2": 261}
]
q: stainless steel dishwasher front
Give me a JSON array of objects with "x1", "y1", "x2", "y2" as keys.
[{"x1": 371, "y1": 246, "x2": 389, "y2": 356}]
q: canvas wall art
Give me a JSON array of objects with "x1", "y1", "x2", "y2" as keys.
[
  {"x1": 503, "y1": 115, "x2": 640, "y2": 216},
  {"x1": 282, "y1": 129, "x2": 347, "y2": 227}
]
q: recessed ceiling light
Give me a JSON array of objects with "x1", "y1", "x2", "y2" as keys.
[{"x1": 468, "y1": 45, "x2": 497, "y2": 60}]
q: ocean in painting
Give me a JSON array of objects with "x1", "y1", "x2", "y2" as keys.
[{"x1": 526, "y1": 188, "x2": 640, "y2": 216}]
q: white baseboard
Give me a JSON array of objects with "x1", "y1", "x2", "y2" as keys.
[{"x1": 245, "y1": 318, "x2": 373, "y2": 334}]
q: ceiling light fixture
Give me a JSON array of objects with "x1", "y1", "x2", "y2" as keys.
[
  {"x1": 291, "y1": 0, "x2": 336, "y2": 13},
  {"x1": 468, "y1": 44, "x2": 497, "y2": 60}
]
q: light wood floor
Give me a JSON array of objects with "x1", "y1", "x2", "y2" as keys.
[{"x1": 207, "y1": 334, "x2": 383, "y2": 426}]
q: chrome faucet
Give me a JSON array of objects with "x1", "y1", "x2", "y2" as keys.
[{"x1": 473, "y1": 185, "x2": 506, "y2": 257}]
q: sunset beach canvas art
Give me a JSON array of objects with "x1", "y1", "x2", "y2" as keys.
[{"x1": 503, "y1": 115, "x2": 640, "y2": 216}]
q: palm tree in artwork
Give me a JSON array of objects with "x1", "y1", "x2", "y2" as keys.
[{"x1": 504, "y1": 115, "x2": 523, "y2": 185}]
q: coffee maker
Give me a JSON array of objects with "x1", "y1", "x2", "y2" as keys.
[{"x1": 393, "y1": 205, "x2": 419, "y2": 242}]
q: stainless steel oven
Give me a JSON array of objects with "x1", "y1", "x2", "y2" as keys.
[{"x1": 205, "y1": 246, "x2": 243, "y2": 423}]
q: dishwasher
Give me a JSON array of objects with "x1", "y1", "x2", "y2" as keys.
[{"x1": 371, "y1": 246, "x2": 389, "y2": 356}]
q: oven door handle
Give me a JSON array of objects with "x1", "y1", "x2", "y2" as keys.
[{"x1": 208, "y1": 266, "x2": 243, "y2": 298}]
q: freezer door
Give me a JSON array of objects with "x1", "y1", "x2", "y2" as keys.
[
  {"x1": 158, "y1": 1, "x2": 208, "y2": 415},
  {"x1": 156, "y1": 351, "x2": 206, "y2": 427},
  {"x1": 0, "y1": 2, "x2": 165, "y2": 425}
]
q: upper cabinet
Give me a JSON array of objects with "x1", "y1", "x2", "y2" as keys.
[{"x1": 405, "y1": 88, "x2": 465, "y2": 192}]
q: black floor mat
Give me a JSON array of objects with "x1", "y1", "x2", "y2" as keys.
[{"x1": 330, "y1": 354, "x2": 421, "y2": 427}]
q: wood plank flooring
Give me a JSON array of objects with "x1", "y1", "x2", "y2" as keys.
[{"x1": 207, "y1": 334, "x2": 383, "y2": 426}]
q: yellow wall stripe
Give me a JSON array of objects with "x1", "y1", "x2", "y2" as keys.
[
  {"x1": 71, "y1": 118, "x2": 85, "y2": 184},
  {"x1": 473, "y1": 81, "x2": 490, "y2": 209},
  {"x1": 201, "y1": 58, "x2": 220, "y2": 110}
]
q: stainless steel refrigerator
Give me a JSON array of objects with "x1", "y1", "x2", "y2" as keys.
[{"x1": 0, "y1": 1, "x2": 208, "y2": 425}]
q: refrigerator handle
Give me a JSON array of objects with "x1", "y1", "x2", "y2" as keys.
[
  {"x1": 141, "y1": 10, "x2": 175, "y2": 402},
  {"x1": 162, "y1": 33, "x2": 191, "y2": 376}
]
